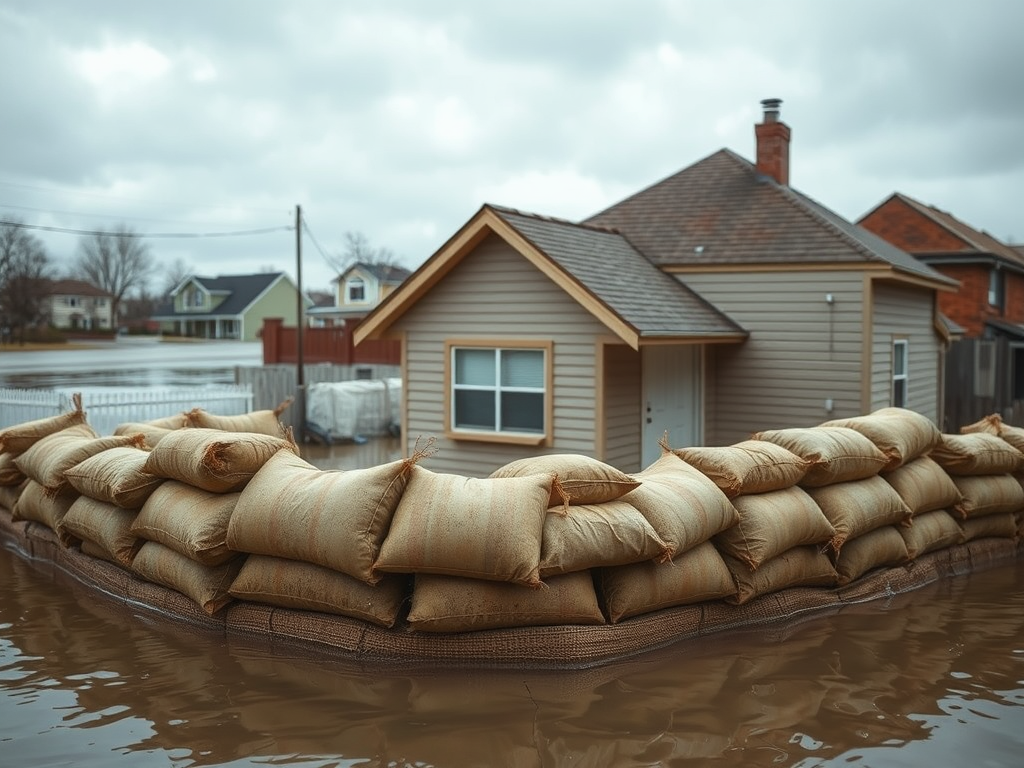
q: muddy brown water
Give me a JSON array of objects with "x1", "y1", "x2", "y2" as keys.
[{"x1": 1, "y1": 541, "x2": 1022, "y2": 767}]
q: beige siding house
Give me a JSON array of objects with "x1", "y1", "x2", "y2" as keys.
[
  {"x1": 43, "y1": 280, "x2": 114, "y2": 331},
  {"x1": 308, "y1": 262, "x2": 411, "y2": 327},
  {"x1": 357, "y1": 99, "x2": 957, "y2": 475}
]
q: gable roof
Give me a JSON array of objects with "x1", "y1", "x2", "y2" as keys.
[
  {"x1": 337, "y1": 262, "x2": 412, "y2": 284},
  {"x1": 585, "y1": 149, "x2": 956, "y2": 289},
  {"x1": 45, "y1": 279, "x2": 112, "y2": 298},
  {"x1": 355, "y1": 204, "x2": 746, "y2": 348},
  {"x1": 153, "y1": 272, "x2": 305, "y2": 318},
  {"x1": 861, "y1": 192, "x2": 1024, "y2": 271}
]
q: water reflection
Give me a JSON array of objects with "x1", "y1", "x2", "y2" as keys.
[{"x1": 1, "y1": 536, "x2": 1022, "y2": 767}]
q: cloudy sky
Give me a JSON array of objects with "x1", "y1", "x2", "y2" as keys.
[{"x1": 1, "y1": 0, "x2": 1022, "y2": 294}]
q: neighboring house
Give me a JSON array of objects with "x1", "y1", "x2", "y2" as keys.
[
  {"x1": 43, "y1": 279, "x2": 114, "y2": 331},
  {"x1": 150, "y1": 272, "x2": 310, "y2": 342},
  {"x1": 355, "y1": 99, "x2": 957, "y2": 476},
  {"x1": 307, "y1": 262, "x2": 412, "y2": 327}
]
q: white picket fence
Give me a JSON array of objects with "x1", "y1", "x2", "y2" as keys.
[{"x1": 0, "y1": 386, "x2": 253, "y2": 436}]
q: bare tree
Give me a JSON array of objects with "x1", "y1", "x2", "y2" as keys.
[
  {"x1": 73, "y1": 223, "x2": 155, "y2": 322},
  {"x1": 323, "y1": 231, "x2": 397, "y2": 275},
  {"x1": 160, "y1": 257, "x2": 193, "y2": 300},
  {"x1": 0, "y1": 219, "x2": 53, "y2": 344}
]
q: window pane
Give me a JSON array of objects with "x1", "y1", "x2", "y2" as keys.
[
  {"x1": 893, "y1": 342, "x2": 907, "y2": 375},
  {"x1": 893, "y1": 379, "x2": 907, "y2": 408},
  {"x1": 501, "y1": 392, "x2": 544, "y2": 432},
  {"x1": 501, "y1": 350, "x2": 544, "y2": 388},
  {"x1": 454, "y1": 390, "x2": 495, "y2": 430},
  {"x1": 455, "y1": 349, "x2": 495, "y2": 386}
]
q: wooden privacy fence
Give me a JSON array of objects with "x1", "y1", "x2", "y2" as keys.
[
  {"x1": 0, "y1": 386, "x2": 253, "y2": 436},
  {"x1": 944, "y1": 336, "x2": 1024, "y2": 431},
  {"x1": 261, "y1": 317, "x2": 401, "y2": 366}
]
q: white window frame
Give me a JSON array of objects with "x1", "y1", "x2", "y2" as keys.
[
  {"x1": 445, "y1": 339, "x2": 552, "y2": 446},
  {"x1": 892, "y1": 338, "x2": 909, "y2": 407},
  {"x1": 346, "y1": 277, "x2": 366, "y2": 303},
  {"x1": 988, "y1": 267, "x2": 1004, "y2": 308}
]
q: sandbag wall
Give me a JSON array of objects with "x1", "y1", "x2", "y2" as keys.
[{"x1": 1, "y1": 401, "x2": 1022, "y2": 641}]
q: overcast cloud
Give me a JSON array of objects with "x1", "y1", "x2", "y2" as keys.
[{"x1": 1, "y1": 0, "x2": 1021, "y2": 293}]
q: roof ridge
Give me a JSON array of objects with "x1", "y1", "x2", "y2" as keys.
[{"x1": 488, "y1": 203, "x2": 621, "y2": 236}]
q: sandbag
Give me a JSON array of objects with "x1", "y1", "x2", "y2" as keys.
[
  {"x1": 113, "y1": 422, "x2": 175, "y2": 448},
  {"x1": 899, "y1": 509, "x2": 963, "y2": 559},
  {"x1": 374, "y1": 466, "x2": 552, "y2": 587},
  {"x1": 805, "y1": 475, "x2": 912, "y2": 552},
  {"x1": 11, "y1": 480, "x2": 79, "y2": 542},
  {"x1": 57, "y1": 495, "x2": 142, "y2": 567},
  {"x1": 0, "y1": 479, "x2": 26, "y2": 512},
  {"x1": 929, "y1": 433, "x2": 1024, "y2": 476},
  {"x1": 538, "y1": 500, "x2": 671, "y2": 577},
  {"x1": 959, "y1": 512, "x2": 1018, "y2": 542},
  {"x1": 131, "y1": 540, "x2": 244, "y2": 615},
  {"x1": 951, "y1": 474, "x2": 1024, "y2": 519},
  {"x1": 0, "y1": 451, "x2": 26, "y2": 487},
  {"x1": 723, "y1": 546, "x2": 837, "y2": 605},
  {"x1": 822, "y1": 407, "x2": 941, "y2": 472},
  {"x1": 186, "y1": 399, "x2": 292, "y2": 438},
  {"x1": 406, "y1": 571, "x2": 605, "y2": 633},
  {"x1": 64, "y1": 446, "x2": 164, "y2": 509},
  {"x1": 620, "y1": 451, "x2": 739, "y2": 557},
  {"x1": 0, "y1": 393, "x2": 88, "y2": 455},
  {"x1": 489, "y1": 453, "x2": 639, "y2": 507},
  {"x1": 227, "y1": 450, "x2": 414, "y2": 584},
  {"x1": 962, "y1": 413, "x2": 1024, "y2": 454},
  {"x1": 142, "y1": 428, "x2": 298, "y2": 493},
  {"x1": 882, "y1": 456, "x2": 961, "y2": 515},
  {"x1": 15, "y1": 424, "x2": 141, "y2": 492},
  {"x1": 132, "y1": 481, "x2": 241, "y2": 566},
  {"x1": 228, "y1": 554, "x2": 408, "y2": 628},
  {"x1": 831, "y1": 525, "x2": 909, "y2": 586},
  {"x1": 713, "y1": 486, "x2": 835, "y2": 570},
  {"x1": 750, "y1": 426, "x2": 889, "y2": 486},
  {"x1": 80, "y1": 538, "x2": 119, "y2": 566},
  {"x1": 599, "y1": 540, "x2": 737, "y2": 623},
  {"x1": 674, "y1": 440, "x2": 809, "y2": 498}
]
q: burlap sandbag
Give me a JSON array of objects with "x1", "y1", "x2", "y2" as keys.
[
  {"x1": 831, "y1": 525, "x2": 909, "y2": 586},
  {"x1": 57, "y1": 495, "x2": 142, "y2": 566},
  {"x1": 142, "y1": 427, "x2": 298, "y2": 493},
  {"x1": 620, "y1": 451, "x2": 739, "y2": 557},
  {"x1": 959, "y1": 413, "x2": 1001, "y2": 436},
  {"x1": 15, "y1": 424, "x2": 142, "y2": 492},
  {"x1": 600, "y1": 540, "x2": 737, "y2": 623},
  {"x1": 406, "y1": 570, "x2": 605, "y2": 632},
  {"x1": 80, "y1": 538, "x2": 119, "y2": 566},
  {"x1": 131, "y1": 539, "x2": 244, "y2": 615},
  {"x1": 674, "y1": 440, "x2": 810, "y2": 498},
  {"x1": 996, "y1": 423, "x2": 1024, "y2": 454},
  {"x1": 723, "y1": 546, "x2": 837, "y2": 605},
  {"x1": 228, "y1": 554, "x2": 408, "y2": 628},
  {"x1": 899, "y1": 509, "x2": 963, "y2": 559},
  {"x1": 227, "y1": 450, "x2": 415, "y2": 584},
  {"x1": 951, "y1": 474, "x2": 1024, "y2": 519},
  {"x1": 0, "y1": 451, "x2": 25, "y2": 487},
  {"x1": 132, "y1": 481, "x2": 241, "y2": 566},
  {"x1": 186, "y1": 398, "x2": 292, "y2": 437},
  {"x1": 12, "y1": 480, "x2": 79, "y2": 542},
  {"x1": 64, "y1": 446, "x2": 164, "y2": 509},
  {"x1": 374, "y1": 466, "x2": 552, "y2": 587},
  {"x1": 140, "y1": 412, "x2": 190, "y2": 430},
  {"x1": 0, "y1": 479, "x2": 26, "y2": 512},
  {"x1": 822, "y1": 407, "x2": 941, "y2": 472},
  {"x1": 490, "y1": 454, "x2": 638, "y2": 507},
  {"x1": 0, "y1": 392, "x2": 88, "y2": 455},
  {"x1": 713, "y1": 486, "x2": 835, "y2": 570},
  {"x1": 806, "y1": 475, "x2": 912, "y2": 552},
  {"x1": 750, "y1": 426, "x2": 889, "y2": 487},
  {"x1": 930, "y1": 432, "x2": 1024, "y2": 476},
  {"x1": 959, "y1": 512, "x2": 1018, "y2": 542},
  {"x1": 882, "y1": 456, "x2": 961, "y2": 515},
  {"x1": 114, "y1": 422, "x2": 175, "y2": 448},
  {"x1": 538, "y1": 500, "x2": 671, "y2": 577}
]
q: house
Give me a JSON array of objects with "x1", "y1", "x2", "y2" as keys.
[
  {"x1": 858, "y1": 194, "x2": 1024, "y2": 418},
  {"x1": 43, "y1": 279, "x2": 114, "y2": 331},
  {"x1": 151, "y1": 272, "x2": 311, "y2": 342},
  {"x1": 355, "y1": 99, "x2": 958, "y2": 476},
  {"x1": 307, "y1": 262, "x2": 412, "y2": 327}
]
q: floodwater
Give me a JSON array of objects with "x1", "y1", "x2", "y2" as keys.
[{"x1": 1, "y1": 540, "x2": 1022, "y2": 768}]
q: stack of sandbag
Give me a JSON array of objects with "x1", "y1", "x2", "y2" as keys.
[
  {"x1": 678, "y1": 440, "x2": 837, "y2": 604},
  {"x1": 114, "y1": 411, "x2": 190, "y2": 448},
  {"x1": 226, "y1": 448, "x2": 423, "y2": 628},
  {"x1": 127, "y1": 427, "x2": 300, "y2": 614},
  {"x1": 961, "y1": 414, "x2": 1024, "y2": 545},
  {"x1": 929, "y1": 432, "x2": 1024, "y2": 544},
  {"x1": 751, "y1": 425, "x2": 912, "y2": 585},
  {"x1": 0, "y1": 394, "x2": 89, "y2": 514},
  {"x1": 822, "y1": 407, "x2": 962, "y2": 564}
]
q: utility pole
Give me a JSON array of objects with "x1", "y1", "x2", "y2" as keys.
[{"x1": 294, "y1": 204, "x2": 306, "y2": 445}]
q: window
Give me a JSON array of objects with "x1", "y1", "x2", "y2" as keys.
[
  {"x1": 1012, "y1": 345, "x2": 1024, "y2": 401},
  {"x1": 347, "y1": 278, "x2": 366, "y2": 303},
  {"x1": 448, "y1": 342, "x2": 550, "y2": 442},
  {"x1": 892, "y1": 339, "x2": 908, "y2": 407},
  {"x1": 988, "y1": 268, "x2": 1004, "y2": 308}
]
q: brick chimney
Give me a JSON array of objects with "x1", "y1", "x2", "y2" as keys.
[{"x1": 755, "y1": 98, "x2": 790, "y2": 185}]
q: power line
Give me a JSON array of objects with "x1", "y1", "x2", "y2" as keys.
[
  {"x1": 300, "y1": 218, "x2": 339, "y2": 272},
  {"x1": 0, "y1": 219, "x2": 292, "y2": 239}
]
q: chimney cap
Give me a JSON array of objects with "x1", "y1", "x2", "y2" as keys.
[{"x1": 760, "y1": 98, "x2": 783, "y2": 121}]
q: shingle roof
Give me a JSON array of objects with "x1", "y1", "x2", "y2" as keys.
[
  {"x1": 489, "y1": 205, "x2": 745, "y2": 339},
  {"x1": 585, "y1": 149, "x2": 955, "y2": 286},
  {"x1": 189, "y1": 273, "x2": 283, "y2": 315},
  {"x1": 46, "y1": 279, "x2": 112, "y2": 298}
]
